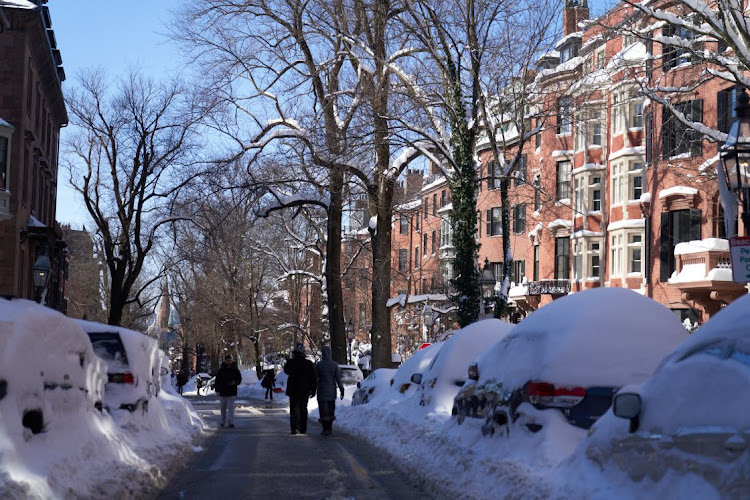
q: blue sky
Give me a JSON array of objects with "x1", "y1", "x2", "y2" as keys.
[{"x1": 50, "y1": 0, "x2": 182, "y2": 227}]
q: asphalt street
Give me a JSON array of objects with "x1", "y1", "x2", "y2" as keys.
[{"x1": 157, "y1": 396, "x2": 431, "y2": 500}]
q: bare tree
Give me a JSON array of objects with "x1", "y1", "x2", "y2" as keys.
[{"x1": 63, "y1": 69, "x2": 210, "y2": 325}]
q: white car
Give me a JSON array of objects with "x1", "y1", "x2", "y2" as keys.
[
  {"x1": 339, "y1": 364, "x2": 364, "y2": 386},
  {"x1": 351, "y1": 368, "x2": 397, "y2": 406},
  {"x1": 74, "y1": 319, "x2": 163, "y2": 414},
  {"x1": 584, "y1": 293, "x2": 750, "y2": 497},
  {"x1": 457, "y1": 287, "x2": 688, "y2": 435},
  {"x1": 414, "y1": 318, "x2": 514, "y2": 414},
  {"x1": 389, "y1": 343, "x2": 444, "y2": 397},
  {"x1": 0, "y1": 298, "x2": 106, "y2": 435}
]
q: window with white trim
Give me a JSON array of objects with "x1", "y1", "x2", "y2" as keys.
[
  {"x1": 610, "y1": 230, "x2": 644, "y2": 276},
  {"x1": 557, "y1": 96, "x2": 572, "y2": 135},
  {"x1": 612, "y1": 158, "x2": 644, "y2": 205},
  {"x1": 556, "y1": 160, "x2": 571, "y2": 200},
  {"x1": 441, "y1": 219, "x2": 453, "y2": 247},
  {"x1": 589, "y1": 242, "x2": 600, "y2": 278},
  {"x1": 486, "y1": 207, "x2": 502, "y2": 236},
  {"x1": 612, "y1": 89, "x2": 645, "y2": 134},
  {"x1": 575, "y1": 108, "x2": 603, "y2": 151},
  {"x1": 573, "y1": 169, "x2": 604, "y2": 215}
]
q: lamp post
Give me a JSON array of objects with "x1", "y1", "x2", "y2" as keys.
[
  {"x1": 346, "y1": 320, "x2": 355, "y2": 365},
  {"x1": 421, "y1": 303, "x2": 434, "y2": 342},
  {"x1": 32, "y1": 253, "x2": 51, "y2": 303},
  {"x1": 478, "y1": 258, "x2": 497, "y2": 319},
  {"x1": 719, "y1": 86, "x2": 750, "y2": 233}
]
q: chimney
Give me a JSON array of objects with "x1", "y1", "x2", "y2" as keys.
[{"x1": 563, "y1": 0, "x2": 589, "y2": 36}]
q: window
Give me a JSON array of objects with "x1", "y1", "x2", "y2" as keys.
[
  {"x1": 416, "y1": 216, "x2": 420, "y2": 231},
  {"x1": 424, "y1": 198, "x2": 429, "y2": 219},
  {"x1": 575, "y1": 109, "x2": 603, "y2": 150},
  {"x1": 514, "y1": 155, "x2": 527, "y2": 187},
  {"x1": 629, "y1": 234, "x2": 642, "y2": 273},
  {"x1": 533, "y1": 245, "x2": 539, "y2": 281},
  {"x1": 662, "y1": 24, "x2": 697, "y2": 71},
  {"x1": 441, "y1": 190, "x2": 447, "y2": 208},
  {"x1": 557, "y1": 96, "x2": 572, "y2": 135},
  {"x1": 612, "y1": 159, "x2": 644, "y2": 204},
  {"x1": 415, "y1": 247, "x2": 420, "y2": 267},
  {"x1": 610, "y1": 233, "x2": 623, "y2": 276},
  {"x1": 660, "y1": 209, "x2": 701, "y2": 281},
  {"x1": 592, "y1": 176, "x2": 601, "y2": 211},
  {"x1": 487, "y1": 161, "x2": 501, "y2": 190},
  {"x1": 535, "y1": 120, "x2": 542, "y2": 148},
  {"x1": 432, "y1": 194, "x2": 437, "y2": 216},
  {"x1": 398, "y1": 249, "x2": 407, "y2": 271},
  {"x1": 423, "y1": 234, "x2": 428, "y2": 255},
  {"x1": 513, "y1": 204, "x2": 526, "y2": 234},
  {"x1": 486, "y1": 207, "x2": 502, "y2": 236},
  {"x1": 399, "y1": 215, "x2": 408, "y2": 235},
  {"x1": 613, "y1": 89, "x2": 645, "y2": 133},
  {"x1": 0, "y1": 136, "x2": 8, "y2": 191},
  {"x1": 559, "y1": 41, "x2": 580, "y2": 63},
  {"x1": 492, "y1": 262, "x2": 503, "y2": 283},
  {"x1": 718, "y1": 86, "x2": 739, "y2": 133},
  {"x1": 573, "y1": 241, "x2": 584, "y2": 280},
  {"x1": 441, "y1": 219, "x2": 453, "y2": 247},
  {"x1": 513, "y1": 260, "x2": 525, "y2": 284},
  {"x1": 556, "y1": 160, "x2": 571, "y2": 200},
  {"x1": 534, "y1": 179, "x2": 541, "y2": 211},
  {"x1": 662, "y1": 100, "x2": 703, "y2": 158},
  {"x1": 590, "y1": 242, "x2": 600, "y2": 278},
  {"x1": 432, "y1": 231, "x2": 436, "y2": 254},
  {"x1": 574, "y1": 177, "x2": 586, "y2": 215},
  {"x1": 555, "y1": 238, "x2": 570, "y2": 279}
]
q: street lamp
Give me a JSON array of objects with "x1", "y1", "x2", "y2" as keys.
[
  {"x1": 478, "y1": 258, "x2": 497, "y2": 318},
  {"x1": 32, "y1": 253, "x2": 50, "y2": 303},
  {"x1": 346, "y1": 320, "x2": 355, "y2": 365},
  {"x1": 720, "y1": 86, "x2": 750, "y2": 233},
  {"x1": 421, "y1": 303, "x2": 434, "y2": 342}
]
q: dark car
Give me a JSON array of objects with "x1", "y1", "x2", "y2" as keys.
[{"x1": 453, "y1": 288, "x2": 688, "y2": 435}]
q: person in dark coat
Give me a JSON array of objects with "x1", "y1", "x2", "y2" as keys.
[
  {"x1": 315, "y1": 345, "x2": 345, "y2": 436},
  {"x1": 283, "y1": 342, "x2": 317, "y2": 435},
  {"x1": 261, "y1": 370, "x2": 275, "y2": 400},
  {"x1": 176, "y1": 370, "x2": 189, "y2": 396},
  {"x1": 215, "y1": 354, "x2": 242, "y2": 428}
]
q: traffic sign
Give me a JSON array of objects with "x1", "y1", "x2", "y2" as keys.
[{"x1": 729, "y1": 236, "x2": 750, "y2": 283}]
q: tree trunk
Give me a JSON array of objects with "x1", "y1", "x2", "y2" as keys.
[
  {"x1": 327, "y1": 166, "x2": 347, "y2": 364},
  {"x1": 370, "y1": 193, "x2": 394, "y2": 369}
]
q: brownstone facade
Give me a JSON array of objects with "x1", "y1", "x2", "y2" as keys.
[{"x1": 0, "y1": 2, "x2": 68, "y2": 310}]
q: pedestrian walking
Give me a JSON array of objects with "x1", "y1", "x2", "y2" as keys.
[
  {"x1": 176, "y1": 370, "x2": 189, "y2": 396},
  {"x1": 261, "y1": 370, "x2": 275, "y2": 400},
  {"x1": 196, "y1": 375, "x2": 204, "y2": 396},
  {"x1": 315, "y1": 345, "x2": 345, "y2": 436},
  {"x1": 283, "y1": 342, "x2": 316, "y2": 435},
  {"x1": 215, "y1": 354, "x2": 242, "y2": 428}
]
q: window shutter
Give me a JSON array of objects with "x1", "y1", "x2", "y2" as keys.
[
  {"x1": 717, "y1": 90, "x2": 727, "y2": 132},
  {"x1": 486, "y1": 210, "x2": 491, "y2": 236},
  {"x1": 659, "y1": 212, "x2": 670, "y2": 282},
  {"x1": 689, "y1": 208, "x2": 701, "y2": 241},
  {"x1": 645, "y1": 110, "x2": 653, "y2": 164}
]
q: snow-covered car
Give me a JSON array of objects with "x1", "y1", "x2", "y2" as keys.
[
  {"x1": 582, "y1": 293, "x2": 750, "y2": 496},
  {"x1": 458, "y1": 287, "x2": 688, "y2": 435},
  {"x1": 0, "y1": 298, "x2": 106, "y2": 435},
  {"x1": 339, "y1": 364, "x2": 364, "y2": 386},
  {"x1": 414, "y1": 319, "x2": 514, "y2": 414},
  {"x1": 351, "y1": 368, "x2": 397, "y2": 406},
  {"x1": 390, "y1": 342, "x2": 444, "y2": 396},
  {"x1": 74, "y1": 319, "x2": 162, "y2": 414}
]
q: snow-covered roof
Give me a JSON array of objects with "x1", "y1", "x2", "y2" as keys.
[
  {"x1": 555, "y1": 31, "x2": 583, "y2": 50},
  {"x1": 607, "y1": 218, "x2": 645, "y2": 231},
  {"x1": 0, "y1": 0, "x2": 36, "y2": 9},
  {"x1": 674, "y1": 238, "x2": 729, "y2": 255},
  {"x1": 394, "y1": 199, "x2": 421, "y2": 212},
  {"x1": 606, "y1": 42, "x2": 647, "y2": 71}
]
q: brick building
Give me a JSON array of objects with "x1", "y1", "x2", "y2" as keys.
[
  {"x1": 386, "y1": 0, "x2": 747, "y2": 347},
  {"x1": 0, "y1": 0, "x2": 67, "y2": 310}
]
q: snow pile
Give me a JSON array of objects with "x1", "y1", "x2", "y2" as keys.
[{"x1": 0, "y1": 299, "x2": 205, "y2": 499}]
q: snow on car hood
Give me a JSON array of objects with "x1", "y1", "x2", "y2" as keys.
[{"x1": 474, "y1": 287, "x2": 688, "y2": 389}]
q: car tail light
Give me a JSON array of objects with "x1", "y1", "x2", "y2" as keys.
[
  {"x1": 109, "y1": 373, "x2": 135, "y2": 384},
  {"x1": 527, "y1": 382, "x2": 554, "y2": 404},
  {"x1": 527, "y1": 382, "x2": 585, "y2": 407},
  {"x1": 399, "y1": 383, "x2": 410, "y2": 393}
]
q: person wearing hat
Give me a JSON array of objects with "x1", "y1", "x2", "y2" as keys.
[
  {"x1": 214, "y1": 354, "x2": 242, "y2": 428},
  {"x1": 283, "y1": 342, "x2": 317, "y2": 435},
  {"x1": 315, "y1": 345, "x2": 345, "y2": 436}
]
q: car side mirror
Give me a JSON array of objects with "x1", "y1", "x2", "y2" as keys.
[
  {"x1": 356, "y1": 382, "x2": 361, "y2": 388},
  {"x1": 468, "y1": 362, "x2": 479, "y2": 381},
  {"x1": 410, "y1": 373, "x2": 422, "y2": 385},
  {"x1": 613, "y1": 392, "x2": 642, "y2": 433}
]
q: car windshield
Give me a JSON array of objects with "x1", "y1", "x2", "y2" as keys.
[
  {"x1": 681, "y1": 340, "x2": 750, "y2": 367},
  {"x1": 87, "y1": 331, "x2": 128, "y2": 364}
]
